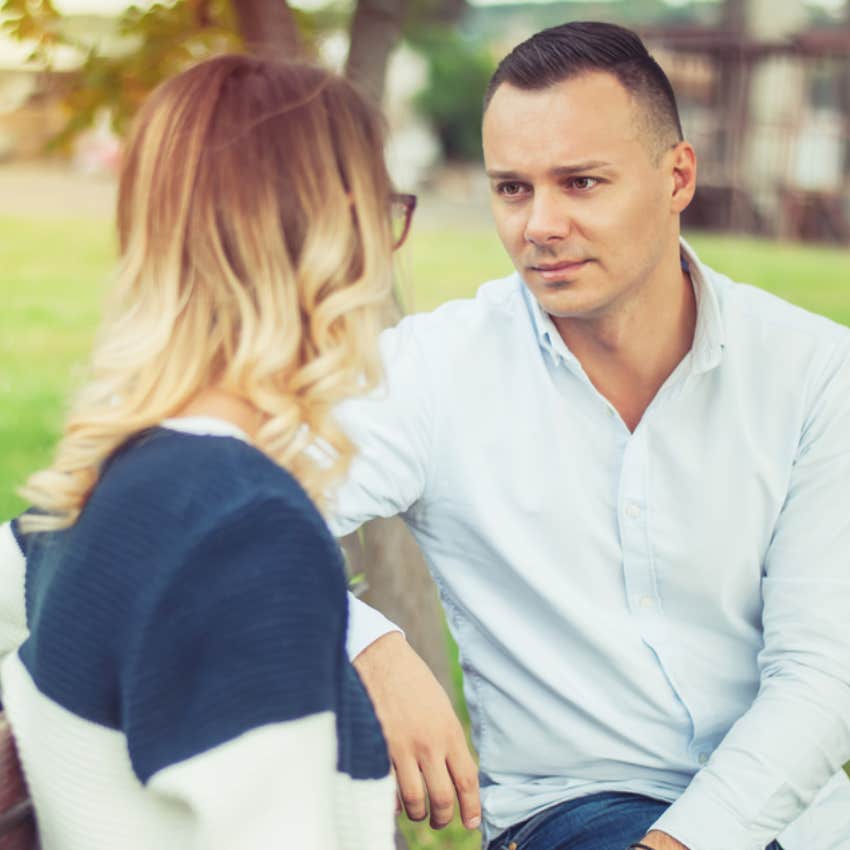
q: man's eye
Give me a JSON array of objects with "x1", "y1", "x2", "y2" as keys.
[
  {"x1": 497, "y1": 182, "x2": 526, "y2": 197},
  {"x1": 570, "y1": 177, "x2": 599, "y2": 191}
]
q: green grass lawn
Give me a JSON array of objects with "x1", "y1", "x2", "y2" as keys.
[{"x1": 2, "y1": 215, "x2": 849, "y2": 847}]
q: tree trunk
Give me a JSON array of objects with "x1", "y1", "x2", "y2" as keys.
[
  {"x1": 231, "y1": 0, "x2": 302, "y2": 57},
  {"x1": 342, "y1": 519, "x2": 452, "y2": 850},
  {"x1": 344, "y1": 10, "x2": 467, "y2": 845},
  {"x1": 341, "y1": 520, "x2": 453, "y2": 696},
  {"x1": 344, "y1": 0, "x2": 408, "y2": 103}
]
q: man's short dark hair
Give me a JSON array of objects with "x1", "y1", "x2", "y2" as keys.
[{"x1": 484, "y1": 21, "x2": 683, "y2": 159}]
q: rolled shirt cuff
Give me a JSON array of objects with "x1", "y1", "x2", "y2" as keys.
[{"x1": 346, "y1": 593, "x2": 404, "y2": 660}]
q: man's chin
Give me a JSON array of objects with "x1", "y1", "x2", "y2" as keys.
[
  {"x1": 534, "y1": 289, "x2": 605, "y2": 322},
  {"x1": 520, "y1": 273, "x2": 573, "y2": 297}
]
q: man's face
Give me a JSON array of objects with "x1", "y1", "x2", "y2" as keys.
[{"x1": 483, "y1": 72, "x2": 683, "y2": 322}]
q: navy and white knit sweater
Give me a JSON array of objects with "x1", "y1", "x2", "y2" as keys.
[{"x1": 0, "y1": 420, "x2": 395, "y2": 850}]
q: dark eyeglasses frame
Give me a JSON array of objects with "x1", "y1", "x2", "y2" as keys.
[{"x1": 391, "y1": 193, "x2": 417, "y2": 251}]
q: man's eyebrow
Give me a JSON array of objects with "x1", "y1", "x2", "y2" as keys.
[
  {"x1": 486, "y1": 161, "x2": 615, "y2": 180},
  {"x1": 485, "y1": 169, "x2": 523, "y2": 180},
  {"x1": 551, "y1": 161, "x2": 614, "y2": 176}
]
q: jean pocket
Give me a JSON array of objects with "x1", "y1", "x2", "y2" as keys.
[
  {"x1": 491, "y1": 805, "x2": 559, "y2": 850},
  {"x1": 489, "y1": 824, "x2": 519, "y2": 850}
]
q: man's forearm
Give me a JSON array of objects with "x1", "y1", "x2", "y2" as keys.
[
  {"x1": 353, "y1": 632, "x2": 481, "y2": 831},
  {"x1": 649, "y1": 667, "x2": 850, "y2": 850}
]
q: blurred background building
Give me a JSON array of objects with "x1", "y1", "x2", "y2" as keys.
[{"x1": 646, "y1": 0, "x2": 850, "y2": 241}]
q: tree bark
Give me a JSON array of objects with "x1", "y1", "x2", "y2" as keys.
[
  {"x1": 341, "y1": 520, "x2": 453, "y2": 697},
  {"x1": 231, "y1": 0, "x2": 302, "y2": 57},
  {"x1": 344, "y1": 0, "x2": 408, "y2": 103}
]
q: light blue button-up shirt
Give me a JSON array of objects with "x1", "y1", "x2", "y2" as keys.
[{"x1": 332, "y1": 242, "x2": 850, "y2": 850}]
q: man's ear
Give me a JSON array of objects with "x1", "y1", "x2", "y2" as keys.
[{"x1": 669, "y1": 142, "x2": 697, "y2": 214}]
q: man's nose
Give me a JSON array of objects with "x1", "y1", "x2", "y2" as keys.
[{"x1": 524, "y1": 191, "x2": 570, "y2": 245}]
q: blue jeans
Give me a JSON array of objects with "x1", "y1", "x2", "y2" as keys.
[{"x1": 487, "y1": 792, "x2": 783, "y2": 850}]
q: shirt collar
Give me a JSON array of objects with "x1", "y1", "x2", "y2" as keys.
[
  {"x1": 523, "y1": 237, "x2": 726, "y2": 375},
  {"x1": 522, "y1": 282, "x2": 577, "y2": 368},
  {"x1": 680, "y1": 238, "x2": 726, "y2": 375},
  {"x1": 160, "y1": 416, "x2": 250, "y2": 442}
]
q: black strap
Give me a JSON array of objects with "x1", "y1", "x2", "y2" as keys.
[{"x1": 627, "y1": 844, "x2": 657, "y2": 850}]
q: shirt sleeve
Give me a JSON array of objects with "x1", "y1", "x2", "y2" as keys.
[
  {"x1": 328, "y1": 317, "x2": 434, "y2": 539},
  {"x1": 652, "y1": 341, "x2": 850, "y2": 850},
  {"x1": 346, "y1": 592, "x2": 404, "y2": 660},
  {"x1": 0, "y1": 521, "x2": 29, "y2": 669},
  {"x1": 121, "y1": 496, "x2": 355, "y2": 850},
  {"x1": 329, "y1": 318, "x2": 436, "y2": 660}
]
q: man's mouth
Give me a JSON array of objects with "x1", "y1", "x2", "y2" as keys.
[{"x1": 529, "y1": 259, "x2": 590, "y2": 281}]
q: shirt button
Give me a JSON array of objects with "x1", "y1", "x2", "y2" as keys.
[
  {"x1": 638, "y1": 595, "x2": 655, "y2": 609},
  {"x1": 698, "y1": 751, "x2": 710, "y2": 765},
  {"x1": 625, "y1": 502, "x2": 641, "y2": 519}
]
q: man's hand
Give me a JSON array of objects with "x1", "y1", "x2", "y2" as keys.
[
  {"x1": 636, "y1": 830, "x2": 689, "y2": 849},
  {"x1": 353, "y1": 631, "x2": 481, "y2": 831}
]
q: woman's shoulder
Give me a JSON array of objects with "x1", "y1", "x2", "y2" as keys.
[
  {"x1": 104, "y1": 427, "x2": 311, "y2": 507},
  {"x1": 20, "y1": 426, "x2": 342, "y2": 599},
  {"x1": 81, "y1": 427, "x2": 332, "y2": 561},
  {"x1": 19, "y1": 427, "x2": 349, "y2": 734}
]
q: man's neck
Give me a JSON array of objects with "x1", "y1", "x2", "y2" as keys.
[{"x1": 552, "y1": 261, "x2": 697, "y2": 432}]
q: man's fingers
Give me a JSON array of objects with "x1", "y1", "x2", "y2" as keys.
[
  {"x1": 418, "y1": 756, "x2": 457, "y2": 829},
  {"x1": 353, "y1": 635, "x2": 481, "y2": 830},
  {"x1": 448, "y1": 741, "x2": 481, "y2": 829},
  {"x1": 394, "y1": 757, "x2": 428, "y2": 822},
  {"x1": 394, "y1": 742, "x2": 481, "y2": 831}
]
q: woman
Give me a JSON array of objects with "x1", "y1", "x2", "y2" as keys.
[{"x1": 0, "y1": 54, "x2": 415, "y2": 849}]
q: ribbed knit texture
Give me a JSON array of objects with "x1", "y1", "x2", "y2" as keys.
[{"x1": 0, "y1": 429, "x2": 394, "y2": 849}]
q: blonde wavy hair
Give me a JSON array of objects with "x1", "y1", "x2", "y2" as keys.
[{"x1": 21, "y1": 54, "x2": 396, "y2": 532}]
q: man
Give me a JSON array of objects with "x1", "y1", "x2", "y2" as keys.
[{"x1": 331, "y1": 21, "x2": 850, "y2": 850}]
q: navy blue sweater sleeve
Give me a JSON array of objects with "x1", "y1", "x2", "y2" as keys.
[
  {"x1": 9, "y1": 516, "x2": 27, "y2": 554},
  {"x1": 121, "y1": 496, "x2": 348, "y2": 783}
]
